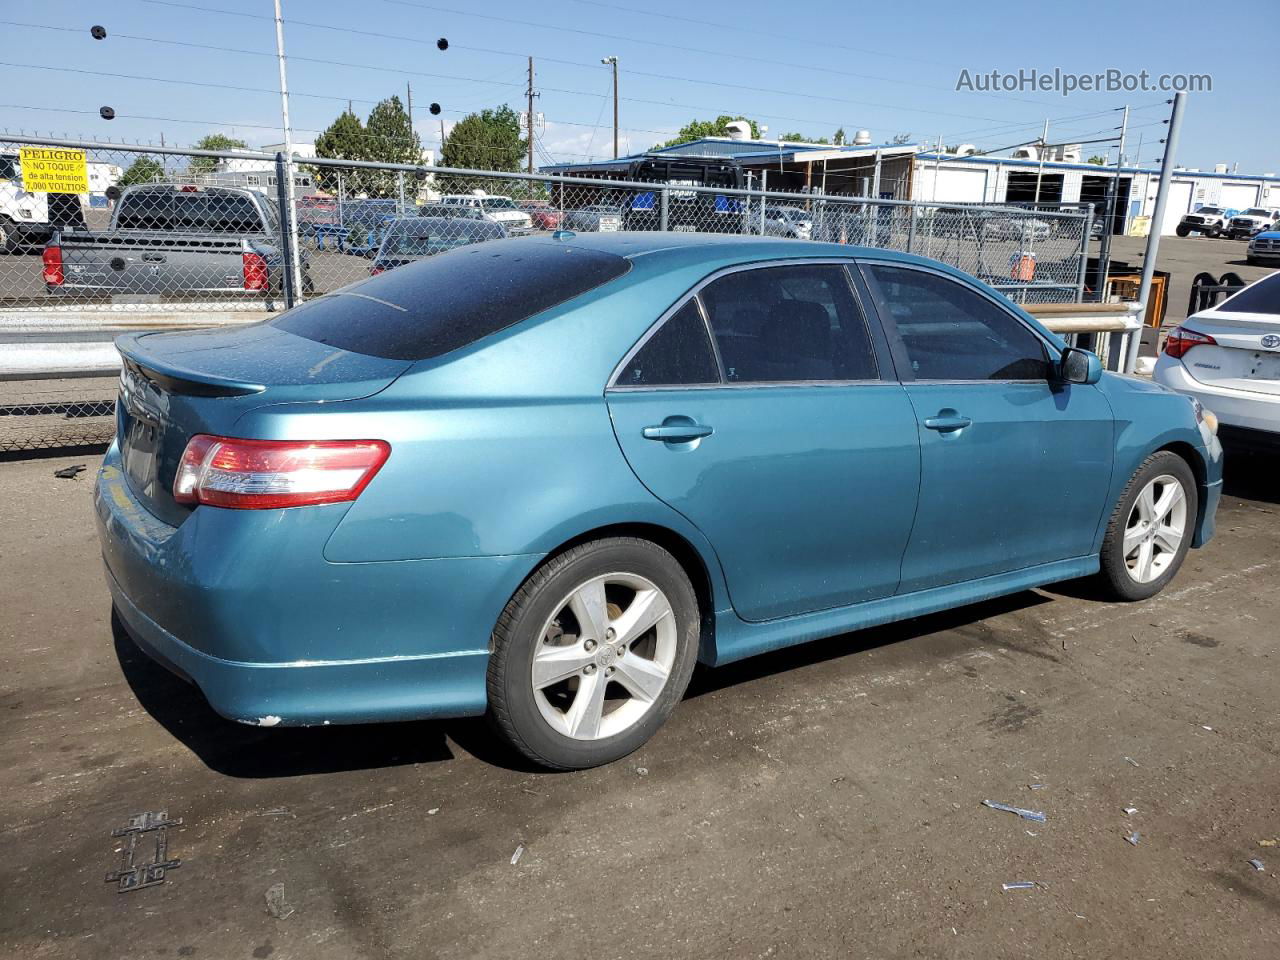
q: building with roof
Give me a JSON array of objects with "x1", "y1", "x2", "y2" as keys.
[{"x1": 542, "y1": 135, "x2": 1278, "y2": 237}]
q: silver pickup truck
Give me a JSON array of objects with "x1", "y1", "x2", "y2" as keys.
[{"x1": 44, "y1": 184, "x2": 308, "y2": 299}]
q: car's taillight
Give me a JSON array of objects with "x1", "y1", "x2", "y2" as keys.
[
  {"x1": 1164, "y1": 326, "x2": 1217, "y2": 359},
  {"x1": 242, "y1": 252, "x2": 269, "y2": 291},
  {"x1": 369, "y1": 264, "x2": 385, "y2": 276},
  {"x1": 42, "y1": 245, "x2": 64, "y2": 285},
  {"x1": 173, "y1": 435, "x2": 390, "y2": 509}
]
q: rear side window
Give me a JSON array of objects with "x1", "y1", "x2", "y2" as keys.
[
  {"x1": 616, "y1": 301, "x2": 720, "y2": 387},
  {"x1": 273, "y1": 241, "x2": 630, "y2": 361},
  {"x1": 697, "y1": 264, "x2": 878, "y2": 383},
  {"x1": 1220, "y1": 273, "x2": 1280, "y2": 315}
]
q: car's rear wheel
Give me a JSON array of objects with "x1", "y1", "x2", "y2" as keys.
[
  {"x1": 487, "y1": 538, "x2": 700, "y2": 770},
  {"x1": 1098, "y1": 452, "x2": 1197, "y2": 601}
]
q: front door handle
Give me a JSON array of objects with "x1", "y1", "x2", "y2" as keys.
[
  {"x1": 643, "y1": 422, "x2": 713, "y2": 442},
  {"x1": 923, "y1": 413, "x2": 972, "y2": 432}
]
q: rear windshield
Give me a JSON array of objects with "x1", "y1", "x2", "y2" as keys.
[
  {"x1": 272, "y1": 241, "x2": 631, "y2": 360},
  {"x1": 1219, "y1": 273, "x2": 1280, "y2": 315}
]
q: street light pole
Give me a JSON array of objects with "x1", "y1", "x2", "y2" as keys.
[
  {"x1": 601, "y1": 56, "x2": 618, "y2": 159},
  {"x1": 272, "y1": 0, "x2": 303, "y2": 304}
]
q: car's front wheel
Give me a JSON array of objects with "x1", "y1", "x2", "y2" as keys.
[
  {"x1": 487, "y1": 537, "x2": 701, "y2": 770},
  {"x1": 1098, "y1": 452, "x2": 1198, "y2": 601},
  {"x1": 1176, "y1": 225, "x2": 1190, "y2": 237}
]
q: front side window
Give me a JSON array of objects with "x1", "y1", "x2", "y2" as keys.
[
  {"x1": 616, "y1": 301, "x2": 719, "y2": 387},
  {"x1": 697, "y1": 264, "x2": 877, "y2": 383},
  {"x1": 864, "y1": 264, "x2": 1049, "y2": 381}
]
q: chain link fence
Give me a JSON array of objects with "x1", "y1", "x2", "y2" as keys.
[{"x1": 1, "y1": 135, "x2": 1089, "y2": 452}]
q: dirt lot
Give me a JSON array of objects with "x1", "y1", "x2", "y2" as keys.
[{"x1": 2, "y1": 445, "x2": 1278, "y2": 960}]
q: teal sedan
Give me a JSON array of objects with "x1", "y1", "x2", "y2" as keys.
[{"x1": 96, "y1": 233, "x2": 1223, "y2": 769}]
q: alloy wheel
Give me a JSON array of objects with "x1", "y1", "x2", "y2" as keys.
[
  {"x1": 531, "y1": 573, "x2": 677, "y2": 741},
  {"x1": 1123, "y1": 474, "x2": 1187, "y2": 583}
]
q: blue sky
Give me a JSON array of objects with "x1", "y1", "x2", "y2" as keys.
[{"x1": 3, "y1": 0, "x2": 1276, "y2": 173}]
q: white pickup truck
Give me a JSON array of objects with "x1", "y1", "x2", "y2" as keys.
[
  {"x1": 1176, "y1": 205, "x2": 1231, "y2": 238},
  {"x1": 1227, "y1": 208, "x2": 1279, "y2": 240},
  {"x1": 0, "y1": 150, "x2": 83, "y2": 252}
]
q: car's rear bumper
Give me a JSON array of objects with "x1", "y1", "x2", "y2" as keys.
[
  {"x1": 95, "y1": 444, "x2": 540, "y2": 726},
  {"x1": 1153, "y1": 356, "x2": 1280, "y2": 435}
]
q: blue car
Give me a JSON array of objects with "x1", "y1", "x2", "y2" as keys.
[{"x1": 96, "y1": 233, "x2": 1223, "y2": 769}]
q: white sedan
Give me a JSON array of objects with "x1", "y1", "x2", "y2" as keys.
[{"x1": 1154, "y1": 271, "x2": 1280, "y2": 448}]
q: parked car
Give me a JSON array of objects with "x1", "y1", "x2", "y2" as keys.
[
  {"x1": 436, "y1": 193, "x2": 534, "y2": 235},
  {"x1": 1227, "y1": 208, "x2": 1279, "y2": 240},
  {"x1": 518, "y1": 200, "x2": 563, "y2": 230},
  {"x1": 1246, "y1": 226, "x2": 1280, "y2": 266},
  {"x1": 562, "y1": 204, "x2": 624, "y2": 232},
  {"x1": 762, "y1": 205, "x2": 813, "y2": 239},
  {"x1": 1154, "y1": 271, "x2": 1280, "y2": 449},
  {"x1": 981, "y1": 216, "x2": 1052, "y2": 243},
  {"x1": 417, "y1": 202, "x2": 487, "y2": 222},
  {"x1": 369, "y1": 216, "x2": 504, "y2": 274},
  {"x1": 97, "y1": 234, "x2": 1221, "y2": 770},
  {"x1": 44, "y1": 184, "x2": 310, "y2": 298},
  {"x1": 1176, "y1": 206, "x2": 1230, "y2": 238}
]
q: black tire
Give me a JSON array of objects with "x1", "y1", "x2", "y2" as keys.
[
  {"x1": 0, "y1": 217, "x2": 15, "y2": 254},
  {"x1": 1175, "y1": 225, "x2": 1190, "y2": 237},
  {"x1": 487, "y1": 537, "x2": 700, "y2": 770},
  {"x1": 1097, "y1": 451, "x2": 1198, "y2": 602}
]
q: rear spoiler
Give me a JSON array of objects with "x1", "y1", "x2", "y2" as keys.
[{"x1": 116, "y1": 333, "x2": 266, "y2": 397}]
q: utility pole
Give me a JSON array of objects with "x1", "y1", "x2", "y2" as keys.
[
  {"x1": 601, "y1": 56, "x2": 618, "y2": 158},
  {"x1": 526, "y1": 56, "x2": 535, "y2": 174},
  {"x1": 272, "y1": 0, "x2": 303, "y2": 304},
  {"x1": 1095, "y1": 105, "x2": 1130, "y2": 302},
  {"x1": 1034, "y1": 118, "x2": 1049, "y2": 205},
  {"x1": 1128, "y1": 92, "x2": 1186, "y2": 373},
  {"x1": 406, "y1": 82, "x2": 414, "y2": 141}
]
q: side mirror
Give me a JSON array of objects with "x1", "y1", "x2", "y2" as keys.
[{"x1": 1059, "y1": 346, "x2": 1102, "y2": 385}]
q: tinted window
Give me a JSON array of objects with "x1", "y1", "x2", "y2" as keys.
[
  {"x1": 1220, "y1": 273, "x2": 1280, "y2": 315},
  {"x1": 866, "y1": 265, "x2": 1049, "y2": 381},
  {"x1": 617, "y1": 301, "x2": 719, "y2": 387},
  {"x1": 273, "y1": 241, "x2": 630, "y2": 361},
  {"x1": 697, "y1": 264, "x2": 877, "y2": 383},
  {"x1": 116, "y1": 190, "x2": 175, "y2": 229}
]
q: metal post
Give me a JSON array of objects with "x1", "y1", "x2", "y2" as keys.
[
  {"x1": 1034, "y1": 118, "x2": 1049, "y2": 205},
  {"x1": 907, "y1": 201, "x2": 917, "y2": 253},
  {"x1": 1129, "y1": 92, "x2": 1186, "y2": 374},
  {"x1": 273, "y1": 153, "x2": 296, "y2": 310},
  {"x1": 272, "y1": 0, "x2": 303, "y2": 303},
  {"x1": 601, "y1": 56, "x2": 619, "y2": 160},
  {"x1": 526, "y1": 57, "x2": 535, "y2": 175},
  {"x1": 1096, "y1": 105, "x2": 1129, "y2": 302},
  {"x1": 1076, "y1": 204, "x2": 1093, "y2": 302},
  {"x1": 659, "y1": 185, "x2": 669, "y2": 232},
  {"x1": 759, "y1": 170, "x2": 768, "y2": 235},
  {"x1": 397, "y1": 170, "x2": 405, "y2": 215}
]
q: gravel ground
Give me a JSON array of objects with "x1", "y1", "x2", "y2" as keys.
[{"x1": 1, "y1": 445, "x2": 1277, "y2": 960}]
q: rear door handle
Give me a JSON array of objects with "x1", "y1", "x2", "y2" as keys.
[
  {"x1": 923, "y1": 414, "x2": 972, "y2": 432},
  {"x1": 643, "y1": 423, "x2": 713, "y2": 442}
]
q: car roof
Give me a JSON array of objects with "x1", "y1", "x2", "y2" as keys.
[{"x1": 500, "y1": 230, "x2": 965, "y2": 273}]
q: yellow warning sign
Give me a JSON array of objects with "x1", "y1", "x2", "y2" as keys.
[{"x1": 18, "y1": 146, "x2": 90, "y2": 193}]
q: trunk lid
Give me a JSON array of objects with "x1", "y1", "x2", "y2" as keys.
[
  {"x1": 1180, "y1": 312, "x2": 1280, "y2": 396},
  {"x1": 115, "y1": 323, "x2": 412, "y2": 525}
]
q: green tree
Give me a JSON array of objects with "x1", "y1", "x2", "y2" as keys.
[
  {"x1": 891, "y1": 133, "x2": 912, "y2": 145},
  {"x1": 188, "y1": 134, "x2": 248, "y2": 174},
  {"x1": 441, "y1": 106, "x2": 526, "y2": 173},
  {"x1": 362, "y1": 95, "x2": 423, "y2": 196},
  {"x1": 657, "y1": 115, "x2": 760, "y2": 148},
  {"x1": 117, "y1": 156, "x2": 165, "y2": 187},
  {"x1": 313, "y1": 109, "x2": 367, "y2": 193},
  {"x1": 833, "y1": 127, "x2": 846, "y2": 146},
  {"x1": 779, "y1": 132, "x2": 829, "y2": 144},
  {"x1": 1087, "y1": 155, "x2": 1107, "y2": 165}
]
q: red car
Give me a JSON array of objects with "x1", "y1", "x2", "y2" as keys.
[{"x1": 518, "y1": 201, "x2": 562, "y2": 230}]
